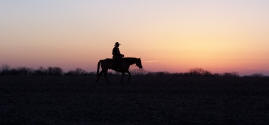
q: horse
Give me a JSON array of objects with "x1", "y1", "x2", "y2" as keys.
[{"x1": 96, "y1": 57, "x2": 143, "y2": 83}]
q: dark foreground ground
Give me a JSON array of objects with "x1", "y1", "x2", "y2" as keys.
[{"x1": 1, "y1": 74, "x2": 269, "y2": 125}]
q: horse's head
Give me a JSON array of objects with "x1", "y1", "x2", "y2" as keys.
[{"x1": 136, "y1": 58, "x2": 143, "y2": 69}]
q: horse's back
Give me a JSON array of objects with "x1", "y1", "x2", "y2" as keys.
[{"x1": 100, "y1": 58, "x2": 113, "y2": 64}]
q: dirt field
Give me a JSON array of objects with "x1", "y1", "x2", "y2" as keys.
[{"x1": 1, "y1": 75, "x2": 269, "y2": 125}]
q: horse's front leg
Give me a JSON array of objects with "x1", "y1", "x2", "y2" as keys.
[{"x1": 127, "y1": 71, "x2": 132, "y2": 82}]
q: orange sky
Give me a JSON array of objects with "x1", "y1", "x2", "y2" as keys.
[{"x1": 0, "y1": 0, "x2": 269, "y2": 75}]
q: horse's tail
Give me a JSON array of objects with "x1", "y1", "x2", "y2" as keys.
[{"x1": 97, "y1": 60, "x2": 101, "y2": 75}]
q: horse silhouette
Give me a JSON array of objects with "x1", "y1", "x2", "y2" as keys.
[{"x1": 96, "y1": 57, "x2": 143, "y2": 83}]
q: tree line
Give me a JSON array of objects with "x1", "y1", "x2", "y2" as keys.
[
  {"x1": 0, "y1": 65, "x2": 267, "y2": 78},
  {"x1": 0, "y1": 65, "x2": 90, "y2": 76}
]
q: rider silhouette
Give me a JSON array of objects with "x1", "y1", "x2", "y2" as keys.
[{"x1": 113, "y1": 42, "x2": 124, "y2": 69}]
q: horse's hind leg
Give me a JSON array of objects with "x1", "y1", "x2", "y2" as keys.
[{"x1": 96, "y1": 70, "x2": 103, "y2": 82}]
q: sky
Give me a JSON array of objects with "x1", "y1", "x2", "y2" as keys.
[{"x1": 0, "y1": 0, "x2": 269, "y2": 75}]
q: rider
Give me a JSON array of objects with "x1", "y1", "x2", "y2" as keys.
[{"x1": 112, "y1": 42, "x2": 124, "y2": 69}]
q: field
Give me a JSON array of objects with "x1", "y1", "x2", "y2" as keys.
[{"x1": 1, "y1": 74, "x2": 269, "y2": 125}]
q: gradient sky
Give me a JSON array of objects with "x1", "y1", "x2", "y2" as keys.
[{"x1": 1, "y1": 0, "x2": 269, "y2": 75}]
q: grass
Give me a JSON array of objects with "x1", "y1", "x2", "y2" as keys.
[{"x1": 1, "y1": 74, "x2": 269, "y2": 124}]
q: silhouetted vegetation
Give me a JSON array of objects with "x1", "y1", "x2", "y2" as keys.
[
  {"x1": 0, "y1": 65, "x2": 88, "y2": 76},
  {"x1": 65, "y1": 68, "x2": 89, "y2": 76},
  {"x1": 0, "y1": 65, "x2": 33, "y2": 76},
  {"x1": 1, "y1": 66, "x2": 269, "y2": 124},
  {"x1": 0, "y1": 65, "x2": 268, "y2": 79}
]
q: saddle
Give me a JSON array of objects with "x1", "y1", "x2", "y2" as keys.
[{"x1": 112, "y1": 56, "x2": 124, "y2": 69}]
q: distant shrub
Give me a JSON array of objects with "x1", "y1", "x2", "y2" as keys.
[
  {"x1": 146, "y1": 72, "x2": 170, "y2": 77},
  {"x1": 0, "y1": 66, "x2": 64, "y2": 76},
  {"x1": 1, "y1": 64, "x2": 10, "y2": 71},
  {"x1": 65, "y1": 68, "x2": 87, "y2": 76},
  {"x1": 189, "y1": 68, "x2": 212, "y2": 76},
  {"x1": 33, "y1": 67, "x2": 48, "y2": 76},
  {"x1": 249, "y1": 73, "x2": 264, "y2": 78},
  {"x1": 0, "y1": 65, "x2": 10, "y2": 75},
  {"x1": 16, "y1": 67, "x2": 33, "y2": 75},
  {"x1": 222, "y1": 72, "x2": 239, "y2": 78},
  {"x1": 130, "y1": 68, "x2": 147, "y2": 75},
  {"x1": 0, "y1": 65, "x2": 33, "y2": 76},
  {"x1": 47, "y1": 67, "x2": 63, "y2": 76}
]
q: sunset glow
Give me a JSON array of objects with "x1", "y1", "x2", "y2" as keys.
[{"x1": 1, "y1": 0, "x2": 269, "y2": 75}]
